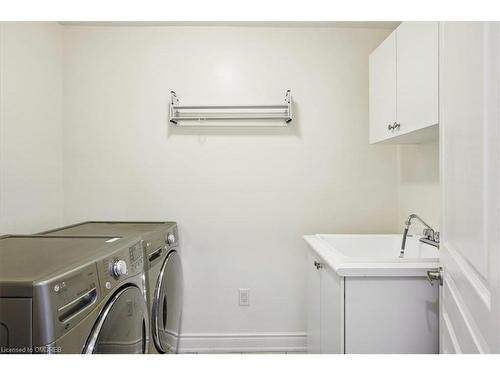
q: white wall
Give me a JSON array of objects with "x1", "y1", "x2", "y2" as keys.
[
  {"x1": 397, "y1": 142, "x2": 440, "y2": 230},
  {"x1": 62, "y1": 26, "x2": 399, "y2": 345},
  {"x1": 0, "y1": 23, "x2": 439, "y2": 351},
  {"x1": 0, "y1": 22, "x2": 64, "y2": 234}
]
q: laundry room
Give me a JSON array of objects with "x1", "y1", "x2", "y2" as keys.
[{"x1": 1, "y1": 2, "x2": 500, "y2": 373}]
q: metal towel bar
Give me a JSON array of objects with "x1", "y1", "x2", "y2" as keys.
[{"x1": 169, "y1": 90, "x2": 292, "y2": 126}]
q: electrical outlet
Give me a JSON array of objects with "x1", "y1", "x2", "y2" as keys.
[{"x1": 239, "y1": 288, "x2": 250, "y2": 306}]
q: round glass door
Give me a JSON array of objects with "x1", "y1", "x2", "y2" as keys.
[
  {"x1": 84, "y1": 286, "x2": 148, "y2": 354},
  {"x1": 152, "y1": 250, "x2": 183, "y2": 353}
]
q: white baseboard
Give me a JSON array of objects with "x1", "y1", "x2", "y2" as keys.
[{"x1": 178, "y1": 332, "x2": 307, "y2": 354}]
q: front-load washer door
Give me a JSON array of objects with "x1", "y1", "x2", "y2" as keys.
[
  {"x1": 84, "y1": 286, "x2": 148, "y2": 354},
  {"x1": 152, "y1": 250, "x2": 183, "y2": 353}
]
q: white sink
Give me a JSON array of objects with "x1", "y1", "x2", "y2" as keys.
[{"x1": 304, "y1": 234, "x2": 440, "y2": 277}]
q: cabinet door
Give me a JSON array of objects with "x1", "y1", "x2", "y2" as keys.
[
  {"x1": 396, "y1": 22, "x2": 439, "y2": 135},
  {"x1": 439, "y1": 22, "x2": 500, "y2": 354},
  {"x1": 344, "y1": 277, "x2": 438, "y2": 354},
  {"x1": 369, "y1": 32, "x2": 396, "y2": 143},
  {"x1": 307, "y1": 253, "x2": 321, "y2": 353},
  {"x1": 320, "y1": 266, "x2": 344, "y2": 354}
]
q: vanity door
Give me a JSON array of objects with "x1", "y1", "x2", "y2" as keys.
[{"x1": 307, "y1": 252, "x2": 321, "y2": 353}]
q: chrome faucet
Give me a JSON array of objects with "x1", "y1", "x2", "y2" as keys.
[{"x1": 400, "y1": 214, "x2": 440, "y2": 258}]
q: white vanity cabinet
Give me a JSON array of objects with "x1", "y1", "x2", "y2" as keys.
[
  {"x1": 305, "y1": 234, "x2": 439, "y2": 354},
  {"x1": 369, "y1": 21, "x2": 439, "y2": 144},
  {"x1": 307, "y1": 251, "x2": 344, "y2": 354},
  {"x1": 307, "y1": 251, "x2": 322, "y2": 353}
]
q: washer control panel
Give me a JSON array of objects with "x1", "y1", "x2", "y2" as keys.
[
  {"x1": 128, "y1": 242, "x2": 144, "y2": 273},
  {"x1": 98, "y1": 241, "x2": 144, "y2": 295},
  {"x1": 35, "y1": 263, "x2": 100, "y2": 343},
  {"x1": 111, "y1": 259, "x2": 128, "y2": 278}
]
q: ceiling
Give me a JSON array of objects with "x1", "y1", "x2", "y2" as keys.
[{"x1": 59, "y1": 21, "x2": 400, "y2": 29}]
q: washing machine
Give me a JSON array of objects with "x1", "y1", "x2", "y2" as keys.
[
  {"x1": 0, "y1": 235, "x2": 149, "y2": 354},
  {"x1": 39, "y1": 221, "x2": 183, "y2": 354}
]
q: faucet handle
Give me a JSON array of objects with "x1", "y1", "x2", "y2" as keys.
[
  {"x1": 434, "y1": 232, "x2": 440, "y2": 243},
  {"x1": 422, "y1": 228, "x2": 434, "y2": 239}
]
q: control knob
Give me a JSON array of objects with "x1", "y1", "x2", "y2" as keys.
[
  {"x1": 112, "y1": 260, "x2": 128, "y2": 278},
  {"x1": 166, "y1": 233, "x2": 176, "y2": 245}
]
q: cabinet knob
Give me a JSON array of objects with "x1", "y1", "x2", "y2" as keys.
[
  {"x1": 313, "y1": 261, "x2": 323, "y2": 270},
  {"x1": 388, "y1": 122, "x2": 401, "y2": 131}
]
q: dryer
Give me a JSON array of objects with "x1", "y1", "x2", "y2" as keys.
[
  {"x1": 0, "y1": 235, "x2": 149, "y2": 354},
  {"x1": 39, "y1": 221, "x2": 183, "y2": 354}
]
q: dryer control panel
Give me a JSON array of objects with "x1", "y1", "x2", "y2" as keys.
[{"x1": 165, "y1": 225, "x2": 179, "y2": 248}]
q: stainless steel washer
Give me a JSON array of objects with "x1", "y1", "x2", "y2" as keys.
[
  {"x1": 0, "y1": 235, "x2": 149, "y2": 354},
  {"x1": 40, "y1": 222, "x2": 184, "y2": 353}
]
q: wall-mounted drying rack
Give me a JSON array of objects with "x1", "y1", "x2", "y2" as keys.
[{"x1": 169, "y1": 90, "x2": 292, "y2": 126}]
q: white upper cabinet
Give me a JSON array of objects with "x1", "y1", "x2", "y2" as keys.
[
  {"x1": 369, "y1": 22, "x2": 439, "y2": 144},
  {"x1": 397, "y1": 22, "x2": 439, "y2": 136},
  {"x1": 369, "y1": 32, "x2": 397, "y2": 144}
]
